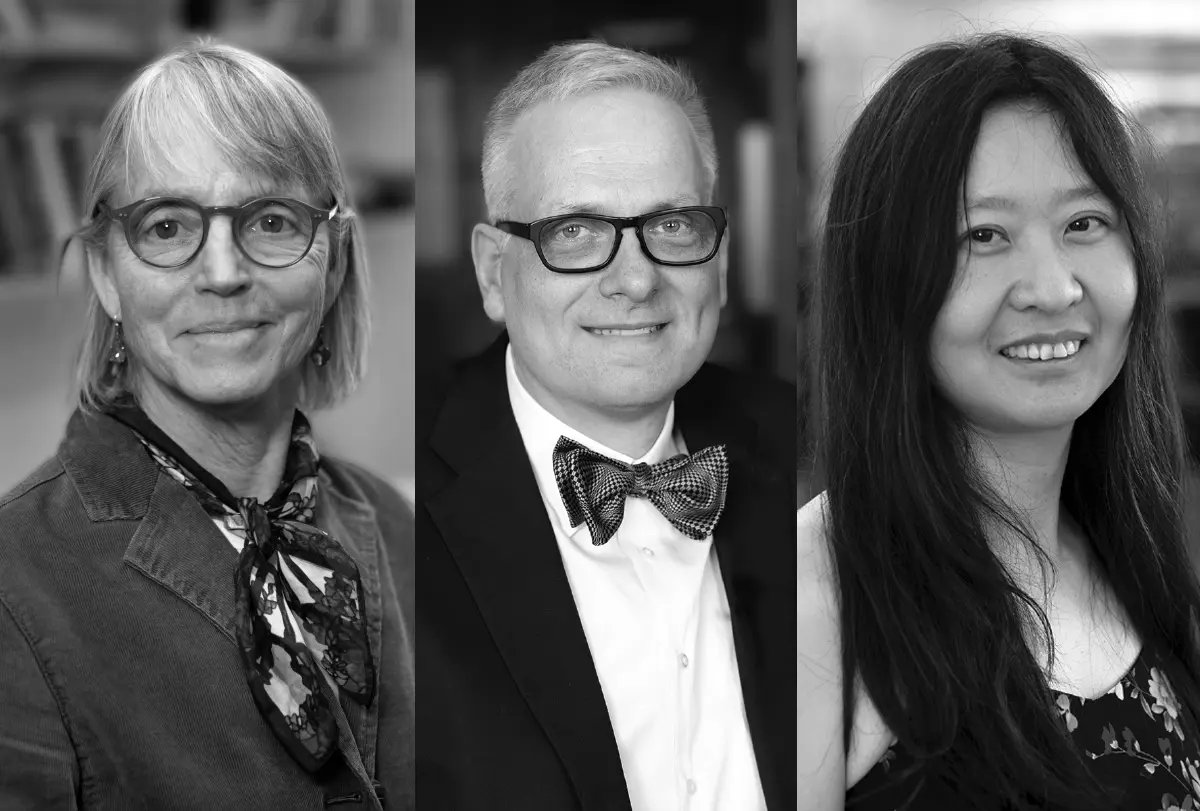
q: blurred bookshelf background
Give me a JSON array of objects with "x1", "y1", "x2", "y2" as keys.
[
  {"x1": 0, "y1": 0, "x2": 415, "y2": 501},
  {"x1": 797, "y1": 0, "x2": 1200, "y2": 523},
  {"x1": 415, "y1": 0, "x2": 799, "y2": 392}
]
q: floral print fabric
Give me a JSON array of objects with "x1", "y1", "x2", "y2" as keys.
[
  {"x1": 849, "y1": 654, "x2": 1200, "y2": 810},
  {"x1": 134, "y1": 413, "x2": 375, "y2": 773}
]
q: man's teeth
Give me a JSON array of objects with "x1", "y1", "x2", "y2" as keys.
[
  {"x1": 1001, "y1": 340, "x2": 1083, "y2": 360},
  {"x1": 589, "y1": 325, "x2": 663, "y2": 336}
]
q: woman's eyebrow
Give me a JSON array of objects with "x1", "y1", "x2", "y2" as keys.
[{"x1": 965, "y1": 185, "x2": 1109, "y2": 213}]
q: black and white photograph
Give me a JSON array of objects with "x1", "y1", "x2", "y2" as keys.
[
  {"x1": 415, "y1": 1, "x2": 799, "y2": 809},
  {"x1": 0, "y1": 1, "x2": 414, "y2": 809},
  {"x1": 799, "y1": 1, "x2": 1200, "y2": 808}
]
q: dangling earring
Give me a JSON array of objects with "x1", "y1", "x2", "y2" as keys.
[
  {"x1": 311, "y1": 323, "x2": 331, "y2": 367},
  {"x1": 109, "y1": 319, "x2": 126, "y2": 369}
]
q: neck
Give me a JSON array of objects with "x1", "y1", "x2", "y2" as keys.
[
  {"x1": 512, "y1": 360, "x2": 670, "y2": 459},
  {"x1": 969, "y1": 423, "x2": 1079, "y2": 583},
  {"x1": 134, "y1": 377, "x2": 299, "y2": 503}
]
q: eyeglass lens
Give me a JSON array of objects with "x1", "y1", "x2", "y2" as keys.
[
  {"x1": 539, "y1": 209, "x2": 720, "y2": 270},
  {"x1": 127, "y1": 199, "x2": 316, "y2": 268}
]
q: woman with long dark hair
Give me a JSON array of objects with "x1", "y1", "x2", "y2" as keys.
[{"x1": 800, "y1": 34, "x2": 1200, "y2": 809}]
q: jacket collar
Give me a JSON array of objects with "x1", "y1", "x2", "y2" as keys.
[
  {"x1": 58, "y1": 406, "x2": 382, "y2": 644},
  {"x1": 59, "y1": 407, "x2": 387, "y2": 770}
]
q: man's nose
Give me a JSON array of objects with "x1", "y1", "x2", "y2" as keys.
[{"x1": 597, "y1": 228, "x2": 660, "y2": 302}]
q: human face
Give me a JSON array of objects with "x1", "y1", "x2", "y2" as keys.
[
  {"x1": 930, "y1": 103, "x2": 1136, "y2": 436},
  {"x1": 89, "y1": 134, "x2": 334, "y2": 412},
  {"x1": 490, "y1": 89, "x2": 726, "y2": 421}
]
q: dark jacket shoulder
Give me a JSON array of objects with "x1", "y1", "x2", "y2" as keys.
[{"x1": 679, "y1": 361, "x2": 797, "y2": 476}]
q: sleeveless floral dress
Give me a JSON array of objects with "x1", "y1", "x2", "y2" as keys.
[{"x1": 847, "y1": 651, "x2": 1200, "y2": 810}]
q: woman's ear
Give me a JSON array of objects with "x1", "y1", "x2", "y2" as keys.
[
  {"x1": 86, "y1": 246, "x2": 122, "y2": 322},
  {"x1": 324, "y1": 220, "x2": 353, "y2": 316}
]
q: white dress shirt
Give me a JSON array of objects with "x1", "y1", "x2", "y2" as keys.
[{"x1": 505, "y1": 347, "x2": 767, "y2": 811}]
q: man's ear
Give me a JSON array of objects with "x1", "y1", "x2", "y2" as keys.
[
  {"x1": 472, "y1": 223, "x2": 508, "y2": 324},
  {"x1": 86, "y1": 247, "x2": 122, "y2": 322},
  {"x1": 717, "y1": 226, "x2": 729, "y2": 308}
]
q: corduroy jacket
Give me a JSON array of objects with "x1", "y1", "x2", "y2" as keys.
[{"x1": 0, "y1": 409, "x2": 415, "y2": 810}]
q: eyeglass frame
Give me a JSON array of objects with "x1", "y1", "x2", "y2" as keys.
[
  {"x1": 495, "y1": 205, "x2": 728, "y2": 274},
  {"x1": 94, "y1": 196, "x2": 339, "y2": 269}
]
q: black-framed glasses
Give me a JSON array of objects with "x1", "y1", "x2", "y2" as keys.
[
  {"x1": 496, "y1": 205, "x2": 727, "y2": 273},
  {"x1": 96, "y1": 197, "x2": 338, "y2": 269}
]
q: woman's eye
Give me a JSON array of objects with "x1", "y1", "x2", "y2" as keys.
[
  {"x1": 258, "y1": 214, "x2": 286, "y2": 234},
  {"x1": 1067, "y1": 215, "x2": 1108, "y2": 233},
  {"x1": 969, "y1": 228, "x2": 999, "y2": 243},
  {"x1": 251, "y1": 211, "x2": 299, "y2": 235},
  {"x1": 152, "y1": 220, "x2": 179, "y2": 239}
]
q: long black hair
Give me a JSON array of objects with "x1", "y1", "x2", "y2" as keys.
[{"x1": 816, "y1": 34, "x2": 1200, "y2": 808}]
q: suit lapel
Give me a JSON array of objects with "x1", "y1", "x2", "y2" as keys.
[
  {"x1": 676, "y1": 372, "x2": 796, "y2": 811},
  {"x1": 426, "y1": 339, "x2": 632, "y2": 811}
]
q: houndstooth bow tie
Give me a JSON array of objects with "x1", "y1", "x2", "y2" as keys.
[{"x1": 552, "y1": 436, "x2": 729, "y2": 546}]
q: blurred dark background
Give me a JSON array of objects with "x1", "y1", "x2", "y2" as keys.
[
  {"x1": 0, "y1": 0, "x2": 414, "y2": 500},
  {"x1": 415, "y1": 0, "x2": 799, "y2": 390}
]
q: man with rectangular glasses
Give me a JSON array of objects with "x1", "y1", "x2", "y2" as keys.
[{"x1": 417, "y1": 41, "x2": 795, "y2": 811}]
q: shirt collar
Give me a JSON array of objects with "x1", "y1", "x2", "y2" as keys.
[{"x1": 505, "y1": 345, "x2": 681, "y2": 539}]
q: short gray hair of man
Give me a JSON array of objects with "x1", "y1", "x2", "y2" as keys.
[
  {"x1": 481, "y1": 41, "x2": 719, "y2": 223},
  {"x1": 74, "y1": 40, "x2": 369, "y2": 413}
]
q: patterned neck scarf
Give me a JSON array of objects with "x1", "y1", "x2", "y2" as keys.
[{"x1": 108, "y1": 405, "x2": 375, "y2": 773}]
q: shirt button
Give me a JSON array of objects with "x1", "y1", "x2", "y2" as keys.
[
  {"x1": 679, "y1": 653, "x2": 689, "y2": 668},
  {"x1": 687, "y1": 778, "x2": 697, "y2": 794},
  {"x1": 641, "y1": 547, "x2": 655, "y2": 557}
]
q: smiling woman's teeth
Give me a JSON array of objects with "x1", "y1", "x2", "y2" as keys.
[
  {"x1": 589, "y1": 325, "x2": 663, "y2": 336},
  {"x1": 1001, "y1": 340, "x2": 1082, "y2": 360}
]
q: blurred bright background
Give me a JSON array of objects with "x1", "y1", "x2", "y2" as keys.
[
  {"x1": 0, "y1": 0, "x2": 414, "y2": 502},
  {"x1": 798, "y1": 0, "x2": 1200, "y2": 514},
  {"x1": 415, "y1": 0, "x2": 798, "y2": 391}
]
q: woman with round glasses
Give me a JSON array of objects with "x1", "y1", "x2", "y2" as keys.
[
  {"x1": 799, "y1": 35, "x2": 1200, "y2": 809},
  {"x1": 0, "y1": 42, "x2": 413, "y2": 810}
]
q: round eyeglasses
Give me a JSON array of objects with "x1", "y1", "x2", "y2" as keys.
[
  {"x1": 496, "y1": 205, "x2": 727, "y2": 273},
  {"x1": 96, "y1": 197, "x2": 338, "y2": 269}
]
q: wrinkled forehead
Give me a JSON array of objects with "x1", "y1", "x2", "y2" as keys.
[{"x1": 508, "y1": 90, "x2": 708, "y2": 217}]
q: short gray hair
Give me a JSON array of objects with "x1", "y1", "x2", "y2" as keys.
[
  {"x1": 74, "y1": 40, "x2": 369, "y2": 412},
  {"x1": 481, "y1": 41, "x2": 719, "y2": 222}
]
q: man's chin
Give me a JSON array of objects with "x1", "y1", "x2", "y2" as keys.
[{"x1": 582, "y1": 372, "x2": 690, "y2": 412}]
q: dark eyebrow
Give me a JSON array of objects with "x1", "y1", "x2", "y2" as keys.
[
  {"x1": 965, "y1": 185, "x2": 1111, "y2": 213},
  {"x1": 547, "y1": 195, "x2": 698, "y2": 218}
]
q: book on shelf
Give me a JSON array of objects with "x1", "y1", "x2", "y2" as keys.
[
  {"x1": 24, "y1": 118, "x2": 77, "y2": 248},
  {"x1": 0, "y1": 125, "x2": 30, "y2": 273},
  {"x1": 336, "y1": 0, "x2": 373, "y2": 47},
  {"x1": 0, "y1": 0, "x2": 34, "y2": 42},
  {"x1": 0, "y1": 121, "x2": 49, "y2": 275},
  {"x1": 0, "y1": 116, "x2": 97, "y2": 277}
]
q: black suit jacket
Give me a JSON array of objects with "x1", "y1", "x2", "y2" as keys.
[{"x1": 416, "y1": 336, "x2": 796, "y2": 810}]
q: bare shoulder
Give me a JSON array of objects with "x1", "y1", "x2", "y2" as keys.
[
  {"x1": 797, "y1": 491, "x2": 831, "y2": 581},
  {"x1": 796, "y1": 491, "x2": 845, "y2": 809}
]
